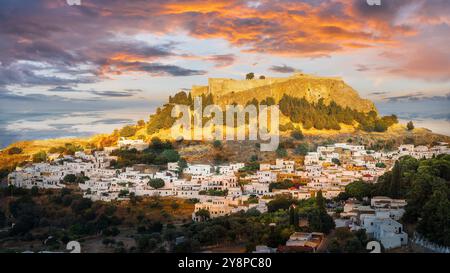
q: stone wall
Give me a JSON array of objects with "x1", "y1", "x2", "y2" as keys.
[
  {"x1": 189, "y1": 73, "x2": 375, "y2": 113},
  {"x1": 412, "y1": 232, "x2": 450, "y2": 253},
  {"x1": 191, "y1": 85, "x2": 209, "y2": 97},
  {"x1": 208, "y1": 77, "x2": 292, "y2": 97}
]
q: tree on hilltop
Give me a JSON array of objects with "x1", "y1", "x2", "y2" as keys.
[
  {"x1": 407, "y1": 121, "x2": 415, "y2": 131},
  {"x1": 8, "y1": 147, "x2": 23, "y2": 155},
  {"x1": 32, "y1": 151, "x2": 47, "y2": 163},
  {"x1": 120, "y1": 125, "x2": 137, "y2": 137}
]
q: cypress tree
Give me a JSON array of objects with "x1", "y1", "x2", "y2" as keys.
[
  {"x1": 316, "y1": 190, "x2": 326, "y2": 212},
  {"x1": 289, "y1": 204, "x2": 297, "y2": 226},
  {"x1": 390, "y1": 161, "x2": 401, "y2": 198}
]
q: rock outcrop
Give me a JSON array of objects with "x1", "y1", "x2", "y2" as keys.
[{"x1": 192, "y1": 73, "x2": 376, "y2": 113}]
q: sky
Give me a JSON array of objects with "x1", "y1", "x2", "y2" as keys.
[{"x1": 0, "y1": 0, "x2": 449, "y2": 147}]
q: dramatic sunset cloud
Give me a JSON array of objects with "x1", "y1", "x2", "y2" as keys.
[
  {"x1": 0, "y1": 0, "x2": 449, "y2": 95},
  {"x1": 1, "y1": 0, "x2": 449, "y2": 147}
]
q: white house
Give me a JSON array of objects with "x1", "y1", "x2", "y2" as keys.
[
  {"x1": 360, "y1": 214, "x2": 408, "y2": 249},
  {"x1": 184, "y1": 164, "x2": 212, "y2": 176},
  {"x1": 371, "y1": 196, "x2": 407, "y2": 209},
  {"x1": 398, "y1": 144, "x2": 414, "y2": 155},
  {"x1": 118, "y1": 137, "x2": 148, "y2": 151},
  {"x1": 243, "y1": 182, "x2": 270, "y2": 195},
  {"x1": 257, "y1": 171, "x2": 277, "y2": 183},
  {"x1": 305, "y1": 152, "x2": 320, "y2": 165}
]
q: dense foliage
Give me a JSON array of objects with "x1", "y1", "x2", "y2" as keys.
[
  {"x1": 110, "y1": 137, "x2": 180, "y2": 168},
  {"x1": 276, "y1": 147, "x2": 288, "y2": 158},
  {"x1": 32, "y1": 151, "x2": 47, "y2": 163},
  {"x1": 0, "y1": 187, "x2": 121, "y2": 241},
  {"x1": 147, "y1": 105, "x2": 177, "y2": 135},
  {"x1": 291, "y1": 129, "x2": 304, "y2": 140},
  {"x1": 178, "y1": 209, "x2": 291, "y2": 252},
  {"x1": 269, "y1": 180, "x2": 297, "y2": 191},
  {"x1": 148, "y1": 178, "x2": 165, "y2": 189},
  {"x1": 147, "y1": 92, "x2": 214, "y2": 135},
  {"x1": 143, "y1": 90, "x2": 397, "y2": 136},
  {"x1": 341, "y1": 155, "x2": 450, "y2": 246},
  {"x1": 174, "y1": 193, "x2": 335, "y2": 252},
  {"x1": 63, "y1": 174, "x2": 89, "y2": 184},
  {"x1": 199, "y1": 189, "x2": 228, "y2": 196},
  {"x1": 328, "y1": 228, "x2": 369, "y2": 253},
  {"x1": 48, "y1": 143, "x2": 83, "y2": 155},
  {"x1": 268, "y1": 192, "x2": 335, "y2": 234},
  {"x1": 294, "y1": 143, "x2": 310, "y2": 156},
  {"x1": 120, "y1": 125, "x2": 138, "y2": 138},
  {"x1": 7, "y1": 147, "x2": 23, "y2": 155},
  {"x1": 278, "y1": 94, "x2": 397, "y2": 132},
  {"x1": 0, "y1": 168, "x2": 10, "y2": 180}
]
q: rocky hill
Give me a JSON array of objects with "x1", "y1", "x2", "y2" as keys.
[
  {"x1": 2, "y1": 73, "x2": 449, "y2": 172},
  {"x1": 192, "y1": 73, "x2": 376, "y2": 113}
]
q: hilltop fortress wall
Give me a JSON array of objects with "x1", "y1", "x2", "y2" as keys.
[
  {"x1": 192, "y1": 73, "x2": 342, "y2": 97},
  {"x1": 207, "y1": 77, "x2": 290, "y2": 96},
  {"x1": 190, "y1": 73, "x2": 375, "y2": 113}
]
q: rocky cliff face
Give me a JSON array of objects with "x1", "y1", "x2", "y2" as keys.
[{"x1": 192, "y1": 73, "x2": 376, "y2": 113}]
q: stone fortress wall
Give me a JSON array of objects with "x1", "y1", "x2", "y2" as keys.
[
  {"x1": 192, "y1": 73, "x2": 342, "y2": 97},
  {"x1": 190, "y1": 73, "x2": 375, "y2": 113}
]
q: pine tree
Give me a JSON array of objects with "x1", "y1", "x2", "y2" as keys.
[{"x1": 417, "y1": 186, "x2": 450, "y2": 246}]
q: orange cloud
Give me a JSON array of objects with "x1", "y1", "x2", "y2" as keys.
[
  {"x1": 151, "y1": 0, "x2": 412, "y2": 57},
  {"x1": 2, "y1": 0, "x2": 449, "y2": 82}
]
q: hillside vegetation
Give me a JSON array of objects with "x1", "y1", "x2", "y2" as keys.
[
  {"x1": 143, "y1": 90, "x2": 397, "y2": 137},
  {"x1": 0, "y1": 187, "x2": 193, "y2": 253}
]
